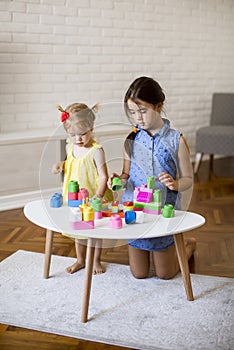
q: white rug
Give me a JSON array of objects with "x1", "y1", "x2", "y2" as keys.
[{"x1": 0, "y1": 251, "x2": 233, "y2": 350}]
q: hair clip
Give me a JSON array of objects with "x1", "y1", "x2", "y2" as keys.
[
  {"x1": 132, "y1": 127, "x2": 138, "y2": 133},
  {"x1": 61, "y1": 111, "x2": 69, "y2": 123}
]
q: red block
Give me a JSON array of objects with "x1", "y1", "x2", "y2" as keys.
[{"x1": 68, "y1": 192, "x2": 78, "y2": 200}]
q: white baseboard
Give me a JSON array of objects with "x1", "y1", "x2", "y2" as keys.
[{"x1": 0, "y1": 188, "x2": 61, "y2": 211}]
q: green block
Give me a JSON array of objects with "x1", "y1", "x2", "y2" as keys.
[
  {"x1": 162, "y1": 204, "x2": 174, "y2": 218},
  {"x1": 147, "y1": 176, "x2": 155, "y2": 189},
  {"x1": 153, "y1": 189, "x2": 162, "y2": 202},
  {"x1": 133, "y1": 201, "x2": 145, "y2": 209},
  {"x1": 68, "y1": 180, "x2": 79, "y2": 193},
  {"x1": 144, "y1": 203, "x2": 161, "y2": 210},
  {"x1": 91, "y1": 197, "x2": 102, "y2": 212}
]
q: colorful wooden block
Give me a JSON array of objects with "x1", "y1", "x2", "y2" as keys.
[
  {"x1": 50, "y1": 193, "x2": 63, "y2": 208},
  {"x1": 71, "y1": 220, "x2": 94, "y2": 230},
  {"x1": 68, "y1": 199, "x2": 82, "y2": 207},
  {"x1": 109, "y1": 215, "x2": 122, "y2": 229}
]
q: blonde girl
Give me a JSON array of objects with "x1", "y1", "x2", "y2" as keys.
[{"x1": 52, "y1": 103, "x2": 112, "y2": 274}]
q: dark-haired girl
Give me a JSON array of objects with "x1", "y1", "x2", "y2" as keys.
[{"x1": 108, "y1": 77, "x2": 196, "y2": 280}]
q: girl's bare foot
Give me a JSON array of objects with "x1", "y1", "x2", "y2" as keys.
[
  {"x1": 66, "y1": 260, "x2": 85, "y2": 274},
  {"x1": 185, "y1": 237, "x2": 197, "y2": 260},
  {"x1": 93, "y1": 261, "x2": 105, "y2": 275}
]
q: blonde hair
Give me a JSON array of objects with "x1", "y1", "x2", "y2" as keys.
[{"x1": 57, "y1": 103, "x2": 99, "y2": 132}]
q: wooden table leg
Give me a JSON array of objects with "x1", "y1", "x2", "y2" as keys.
[
  {"x1": 174, "y1": 233, "x2": 194, "y2": 301},
  {"x1": 81, "y1": 238, "x2": 96, "y2": 323},
  {"x1": 43, "y1": 229, "x2": 54, "y2": 279}
]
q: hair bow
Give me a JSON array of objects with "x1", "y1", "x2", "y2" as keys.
[{"x1": 61, "y1": 111, "x2": 69, "y2": 123}]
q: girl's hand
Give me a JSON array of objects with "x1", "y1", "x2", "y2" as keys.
[
  {"x1": 92, "y1": 193, "x2": 102, "y2": 199},
  {"x1": 51, "y1": 162, "x2": 64, "y2": 174},
  {"x1": 107, "y1": 173, "x2": 120, "y2": 190},
  {"x1": 158, "y1": 172, "x2": 178, "y2": 191}
]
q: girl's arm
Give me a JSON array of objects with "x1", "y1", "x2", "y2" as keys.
[
  {"x1": 51, "y1": 161, "x2": 65, "y2": 174},
  {"x1": 107, "y1": 148, "x2": 131, "y2": 190},
  {"x1": 51, "y1": 142, "x2": 69, "y2": 174},
  {"x1": 120, "y1": 148, "x2": 131, "y2": 181},
  {"x1": 93, "y1": 147, "x2": 109, "y2": 198},
  {"x1": 158, "y1": 136, "x2": 193, "y2": 192}
]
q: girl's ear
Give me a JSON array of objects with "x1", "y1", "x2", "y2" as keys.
[{"x1": 155, "y1": 102, "x2": 163, "y2": 113}]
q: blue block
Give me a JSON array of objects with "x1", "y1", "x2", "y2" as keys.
[
  {"x1": 68, "y1": 199, "x2": 83, "y2": 207},
  {"x1": 50, "y1": 193, "x2": 63, "y2": 208},
  {"x1": 124, "y1": 210, "x2": 136, "y2": 224}
]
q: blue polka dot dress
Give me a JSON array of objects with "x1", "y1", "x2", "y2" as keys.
[{"x1": 122, "y1": 118, "x2": 181, "y2": 251}]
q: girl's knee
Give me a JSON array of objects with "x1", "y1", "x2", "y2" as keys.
[
  {"x1": 130, "y1": 268, "x2": 148, "y2": 279},
  {"x1": 156, "y1": 269, "x2": 177, "y2": 280}
]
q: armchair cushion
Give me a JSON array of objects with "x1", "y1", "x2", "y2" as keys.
[{"x1": 196, "y1": 125, "x2": 234, "y2": 155}]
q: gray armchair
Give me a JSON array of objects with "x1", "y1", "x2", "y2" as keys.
[{"x1": 194, "y1": 93, "x2": 234, "y2": 174}]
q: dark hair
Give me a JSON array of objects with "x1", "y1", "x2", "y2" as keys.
[
  {"x1": 124, "y1": 76, "x2": 165, "y2": 158},
  {"x1": 124, "y1": 76, "x2": 165, "y2": 119}
]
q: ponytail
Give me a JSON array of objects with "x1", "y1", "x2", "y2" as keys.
[
  {"x1": 124, "y1": 128, "x2": 139, "y2": 158},
  {"x1": 56, "y1": 104, "x2": 65, "y2": 112}
]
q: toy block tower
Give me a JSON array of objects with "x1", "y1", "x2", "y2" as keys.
[
  {"x1": 68, "y1": 180, "x2": 82, "y2": 207},
  {"x1": 134, "y1": 183, "x2": 154, "y2": 211},
  {"x1": 133, "y1": 176, "x2": 162, "y2": 215},
  {"x1": 91, "y1": 197, "x2": 103, "y2": 219},
  {"x1": 143, "y1": 189, "x2": 162, "y2": 215}
]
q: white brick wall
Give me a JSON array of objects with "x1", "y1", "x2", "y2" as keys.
[{"x1": 0, "y1": 0, "x2": 234, "y2": 154}]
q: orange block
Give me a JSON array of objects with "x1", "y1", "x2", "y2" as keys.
[{"x1": 102, "y1": 210, "x2": 124, "y2": 218}]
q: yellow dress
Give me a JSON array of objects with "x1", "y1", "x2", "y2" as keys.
[
  {"x1": 63, "y1": 140, "x2": 113, "y2": 202},
  {"x1": 62, "y1": 141, "x2": 112, "y2": 239}
]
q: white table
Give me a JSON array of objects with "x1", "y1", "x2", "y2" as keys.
[{"x1": 24, "y1": 199, "x2": 205, "y2": 322}]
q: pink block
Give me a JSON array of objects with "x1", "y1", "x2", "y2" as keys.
[
  {"x1": 80, "y1": 188, "x2": 89, "y2": 199},
  {"x1": 109, "y1": 215, "x2": 122, "y2": 229},
  {"x1": 71, "y1": 220, "x2": 94, "y2": 230},
  {"x1": 137, "y1": 192, "x2": 152, "y2": 203},
  {"x1": 143, "y1": 208, "x2": 161, "y2": 215},
  {"x1": 78, "y1": 192, "x2": 83, "y2": 200},
  {"x1": 94, "y1": 211, "x2": 103, "y2": 220}
]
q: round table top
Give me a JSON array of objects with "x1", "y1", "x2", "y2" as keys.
[{"x1": 24, "y1": 199, "x2": 205, "y2": 240}]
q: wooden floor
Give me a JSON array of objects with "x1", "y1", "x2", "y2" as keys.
[{"x1": 0, "y1": 157, "x2": 234, "y2": 350}]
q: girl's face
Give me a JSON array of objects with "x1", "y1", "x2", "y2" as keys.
[
  {"x1": 127, "y1": 99, "x2": 162, "y2": 134},
  {"x1": 67, "y1": 123, "x2": 93, "y2": 147}
]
